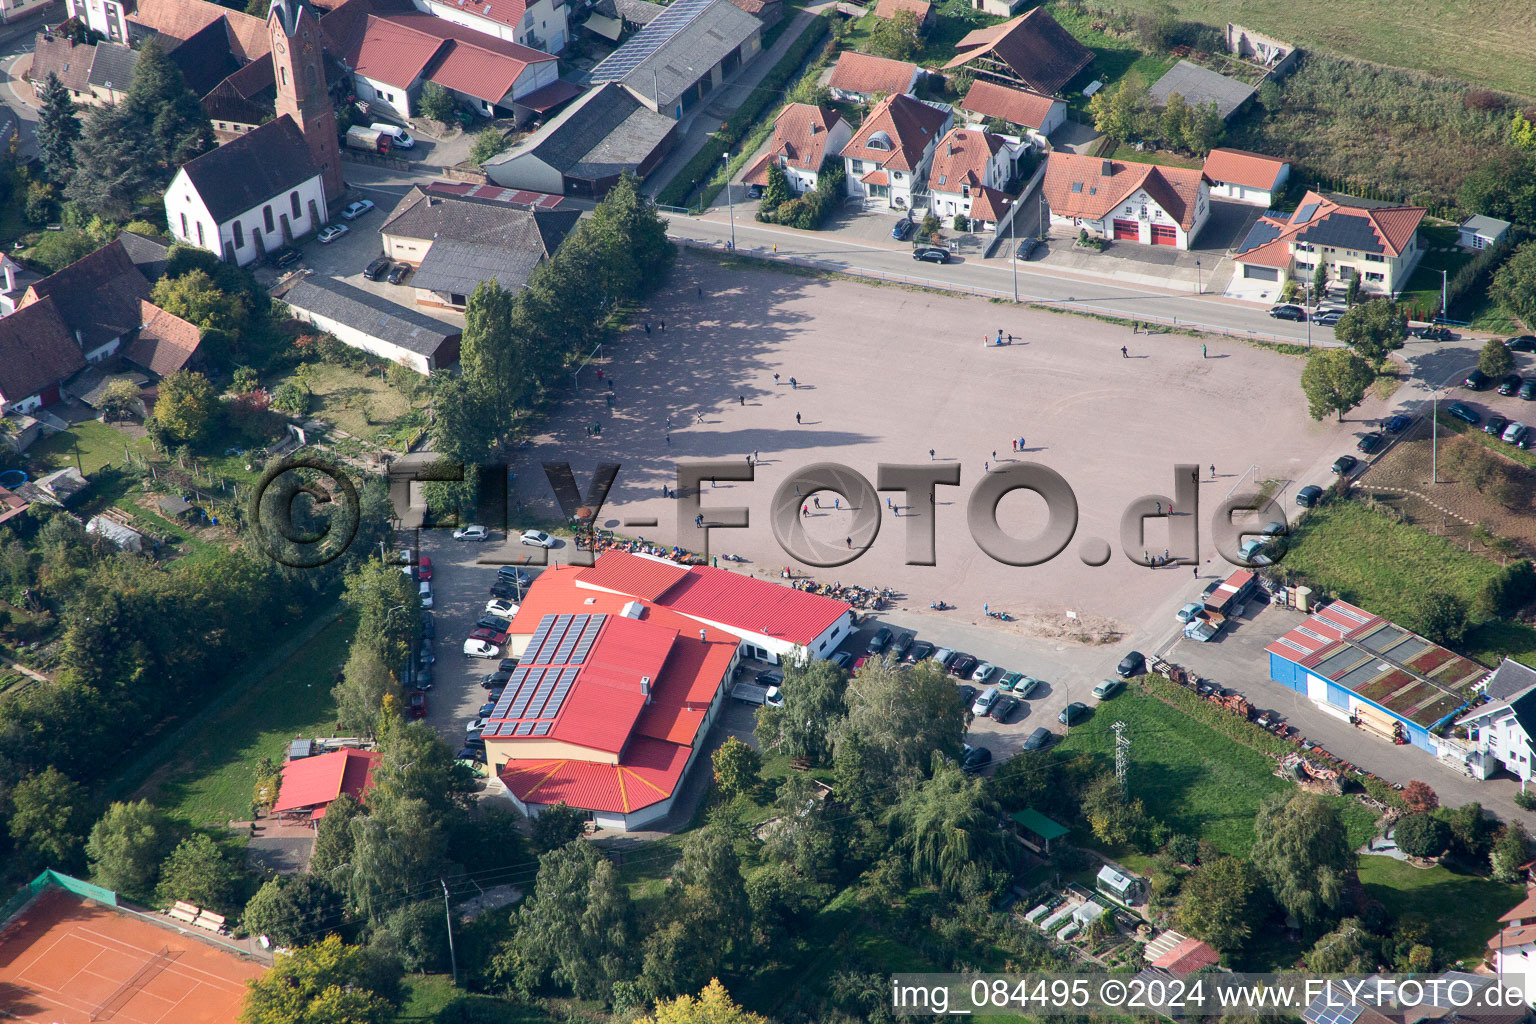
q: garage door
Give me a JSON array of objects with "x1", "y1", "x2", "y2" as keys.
[
  {"x1": 1112, "y1": 219, "x2": 1138, "y2": 240},
  {"x1": 1151, "y1": 224, "x2": 1178, "y2": 246}
]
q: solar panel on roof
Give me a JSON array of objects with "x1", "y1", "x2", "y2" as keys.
[
  {"x1": 571, "y1": 615, "x2": 604, "y2": 664},
  {"x1": 1304, "y1": 1001, "x2": 1364, "y2": 1024},
  {"x1": 553, "y1": 614, "x2": 587, "y2": 663},
  {"x1": 516, "y1": 721, "x2": 535, "y2": 735},
  {"x1": 1295, "y1": 202, "x2": 1319, "y2": 224},
  {"x1": 532, "y1": 721, "x2": 551, "y2": 736},
  {"x1": 589, "y1": 0, "x2": 715, "y2": 82}
]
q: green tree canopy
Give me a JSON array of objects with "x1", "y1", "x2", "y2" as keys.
[
  {"x1": 1090, "y1": 80, "x2": 1150, "y2": 142},
  {"x1": 340, "y1": 557, "x2": 420, "y2": 670},
  {"x1": 9, "y1": 766, "x2": 92, "y2": 870},
  {"x1": 641, "y1": 825, "x2": 750, "y2": 1000},
  {"x1": 1479, "y1": 336, "x2": 1516, "y2": 378},
  {"x1": 241, "y1": 874, "x2": 344, "y2": 948},
  {"x1": 1492, "y1": 822, "x2": 1530, "y2": 881},
  {"x1": 887, "y1": 754, "x2": 1011, "y2": 894},
  {"x1": 35, "y1": 73, "x2": 80, "y2": 185},
  {"x1": 529, "y1": 801, "x2": 587, "y2": 854},
  {"x1": 759, "y1": 162, "x2": 792, "y2": 215},
  {"x1": 155, "y1": 833, "x2": 245, "y2": 914},
  {"x1": 755, "y1": 658, "x2": 848, "y2": 765},
  {"x1": 310, "y1": 792, "x2": 362, "y2": 877},
  {"x1": 638, "y1": 979, "x2": 769, "y2": 1024},
  {"x1": 1250, "y1": 791, "x2": 1354, "y2": 934},
  {"x1": 65, "y1": 103, "x2": 153, "y2": 220},
  {"x1": 124, "y1": 38, "x2": 212, "y2": 170},
  {"x1": 1492, "y1": 241, "x2": 1536, "y2": 327},
  {"x1": 332, "y1": 644, "x2": 401, "y2": 738},
  {"x1": 869, "y1": 9, "x2": 923, "y2": 61},
  {"x1": 1394, "y1": 812, "x2": 1450, "y2": 858},
  {"x1": 1300, "y1": 348, "x2": 1376, "y2": 422},
  {"x1": 1303, "y1": 917, "x2": 1377, "y2": 973},
  {"x1": 711, "y1": 737, "x2": 761, "y2": 800},
  {"x1": 837, "y1": 658, "x2": 966, "y2": 778},
  {"x1": 417, "y1": 82, "x2": 456, "y2": 122},
  {"x1": 1175, "y1": 855, "x2": 1257, "y2": 952},
  {"x1": 346, "y1": 795, "x2": 447, "y2": 923},
  {"x1": 153, "y1": 370, "x2": 220, "y2": 444},
  {"x1": 1335, "y1": 298, "x2": 1407, "y2": 366},
  {"x1": 86, "y1": 800, "x2": 178, "y2": 901},
  {"x1": 1459, "y1": 151, "x2": 1536, "y2": 228},
  {"x1": 239, "y1": 934, "x2": 397, "y2": 1024}
]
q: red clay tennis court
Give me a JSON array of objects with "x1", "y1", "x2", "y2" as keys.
[{"x1": 0, "y1": 886, "x2": 266, "y2": 1024}]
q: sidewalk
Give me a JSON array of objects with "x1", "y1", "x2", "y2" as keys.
[{"x1": 643, "y1": 9, "x2": 819, "y2": 202}]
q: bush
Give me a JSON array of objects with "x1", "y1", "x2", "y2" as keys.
[
  {"x1": 1515, "y1": 789, "x2": 1536, "y2": 811},
  {"x1": 270, "y1": 381, "x2": 310, "y2": 416},
  {"x1": 1478, "y1": 560, "x2": 1536, "y2": 618},
  {"x1": 470, "y1": 128, "x2": 511, "y2": 165},
  {"x1": 1395, "y1": 813, "x2": 1450, "y2": 858},
  {"x1": 418, "y1": 82, "x2": 456, "y2": 123},
  {"x1": 759, "y1": 157, "x2": 844, "y2": 230},
  {"x1": 953, "y1": 213, "x2": 970, "y2": 232},
  {"x1": 24, "y1": 181, "x2": 55, "y2": 225}
]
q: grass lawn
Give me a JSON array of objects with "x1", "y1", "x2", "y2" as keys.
[
  {"x1": 1465, "y1": 620, "x2": 1536, "y2": 670},
  {"x1": 29, "y1": 419, "x2": 158, "y2": 476},
  {"x1": 1462, "y1": 291, "x2": 1522, "y2": 335},
  {"x1": 1078, "y1": 0, "x2": 1536, "y2": 100},
  {"x1": 1100, "y1": 140, "x2": 1202, "y2": 168},
  {"x1": 1281, "y1": 499, "x2": 1503, "y2": 628},
  {"x1": 1399, "y1": 225, "x2": 1476, "y2": 318},
  {"x1": 133, "y1": 609, "x2": 354, "y2": 826},
  {"x1": 1046, "y1": 1, "x2": 1176, "y2": 119},
  {"x1": 1358, "y1": 855, "x2": 1524, "y2": 965},
  {"x1": 399, "y1": 975, "x2": 565, "y2": 1022},
  {"x1": 269, "y1": 362, "x2": 420, "y2": 442}
]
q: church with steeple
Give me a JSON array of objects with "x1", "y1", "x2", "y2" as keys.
[{"x1": 162, "y1": 0, "x2": 345, "y2": 265}]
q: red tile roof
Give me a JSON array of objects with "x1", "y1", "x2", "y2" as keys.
[
  {"x1": 842, "y1": 92, "x2": 950, "y2": 174},
  {"x1": 1150, "y1": 936, "x2": 1219, "y2": 975},
  {"x1": 968, "y1": 185, "x2": 1013, "y2": 223},
  {"x1": 0, "y1": 296, "x2": 84, "y2": 407},
  {"x1": 129, "y1": 0, "x2": 270, "y2": 61},
  {"x1": 962, "y1": 79, "x2": 1060, "y2": 130},
  {"x1": 1201, "y1": 147, "x2": 1288, "y2": 190},
  {"x1": 0, "y1": 485, "x2": 28, "y2": 525},
  {"x1": 426, "y1": 0, "x2": 529, "y2": 31},
  {"x1": 125, "y1": 301, "x2": 202, "y2": 377},
  {"x1": 272, "y1": 749, "x2": 381, "y2": 818},
  {"x1": 1264, "y1": 599, "x2": 1378, "y2": 661},
  {"x1": 1043, "y1": 152, "x2": 1207, "y2": 231},
  {"x1": 501, "y1": 736, "x2": 690, "y2": 813},
  {"x1": 576, "y1": 551, "x2": 691, "y2": 602},
  {"x1": 1236, "y1": 190, "x2": 1426, "y2": 267},
  {"x1": 944, "y1": 7, "x2": 1092, "y2": 95},
  {"x1": 860, "y1": 168, "x2": 889, "y2": 185},
  {"x1": 1499, "y1": 886, "x2": 1536, "y2": 923},
  {"x1": 21, "y1": 239, "x2": 153, "y2": 351},
  {"x1": 742, "y1": 104, "x2": 845, "y2": 185},
  {"x1": 828, "y1": 51, "x2": 919, "y2": 98},
  {"x1": 928, "y1": 127, "x2": 1004, "y2": 194},
  {"x1": 329, "y1": 9, "x2": 553, "y2": 102},
  {"x1": 1490, "y1": 924, "x2": 1536, "y2": 950},
  {"x1": 657, "y1": 563, "x2": 851, "y2": 646},
  {"x1": 873, "y1": 0, "x2": 931, "y2": 20}
]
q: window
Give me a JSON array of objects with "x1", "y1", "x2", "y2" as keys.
[
  {"x1": 1296, "y1": 242, "x2": 1313, "y2": 252},
  {"x1": 849, "y1": 159, "x2": 863, "y2": 172},
  {"x1": 233, "y1": 220, "x2": 244, "y2": 248},
  {"x1": 1471, "y1": 235, "x2": 1486, "y2": 250},
  {"x1": 196, "y1": 222, "x2": 204, "y2": 246},
  {"x1": 180, "y1": 212, "x2": 188, "y2": 237},
  {"x1": 1365, "y1": 272, "x2": 1384, "y2": 282},
  {"x1": 280, "y1": 66, "x2": 288, "y2": 87},
  {"x1": 450, "y1": 293, "x2": 467, "y2": 306},
  {"x1": 291, "y1": 191, "x2": 301, "y2": 218},
  {"x1": 1295, "y1": 261, "x2": 1313, "y2": 272},
  {"x1": 1364, "y1": 253, "x2": 1384, "y2": 262},
  {"x1": 263, "y1": 205, "x2": 274, "y2": 233}
]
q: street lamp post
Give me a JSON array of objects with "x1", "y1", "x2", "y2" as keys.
[
  {"x1": 1432, "y1": 388, "x2": 1441, "y2": 484},
  {"x1": 1195, "y1": 258, "x2": 1202, "y2": 295},
  {"x1": 722, "y1": 152, "x2": 735, "y2": 251},
  {"x1": 1010, "y1": 200, "x2": 1017, "y2": 302},
  {"x1": 1304, "y1": 281, "x2": 1312, "y2": 349}
]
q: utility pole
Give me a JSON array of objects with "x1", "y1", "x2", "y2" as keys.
[
  {"x1": 1194, "y1": 258, "x2": 1202, "y2": 295},
  {"x1": 1113, "y1": 721, "x2": 1130, "y2": 791},
  {"x1": 1432, "y1": 389, "x2": 1440, "y2": 484},
  {"x1": 722, "y1": 151, "x2": 735, "y2": 250},
  {"x1": 1305, "y1": 281, "x2": 1312, "y2": 349},
  {"x1": 441, "y1": 879, "x2": 457, "y2": 986},
  {"x1": 1010, "y1": 201, "x2": 1017, "y2": 302},
  {"x1": 1441, "y1": 268, "x2": 1448, "y2": 320}
]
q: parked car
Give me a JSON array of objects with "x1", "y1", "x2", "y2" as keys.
[
  {"x1": 890, "y1": 632, "x2": 914, "y2": 659},
  {"x1": 866, "y1": 627, "x2": 892, "y2": 653},
  {"x1": 1012, "y1": 675, "x2": 1043, "y2": 699},
  {"x1": 418, "y1": 639, "x2": 434, "y2": 665},
  {"x1": 520, "y1": 529, "x2": 555, "y2": 548},
  {"x1": 454, "y1": 524, "x2": 488, "y2": 541},
  {"x1": 456, "y1": 746, "x2": 485, "y2": 763},
  {"x1": 463, "y1": 639, "x2": 500, "y2": 658},
  {"x1": 956, "y1": 684, "x2": 977, "y2": 707},
  {"x1": 1503, "y1": 422, "x2": 1529, "y2": 445},
  {"x1": 318, "y1": 224, "x2": 348, "y2": 244},
  {"x1": 1176, "y1": 601, "x2": 1203, "y2": 623},
  {"x1": 1263, "y1": 520, "x2": 1287, "y2": 535},
  {"x1": 1485, "y1": 414, "x2": 1509, "y2": 437},
  {"x1": 481, "y1": 671, "x2": 511, "y2": 689},
  {"x1": 932, "y1": 647, "x2": 956, "y2": 670},
  {"x1": 387, "y1": 263, "x2": 411, "y2": 285},
  {"x1": 468, "y1": 627, "x2": 504, "y2": 644},
  {"x1": 364, "y1": 257, "x2": 391, "y2": 280},
  {"x1": 971, "y1": 686, "x2": 999, "y2": 717},
  {"x1": 489, "y1": 581, "x2": 522, "y2": 600},
  {"x1": 972, "y1": 663, "x2": 1002, "y2": 687},
  {"x1": 1417, "y1": 326, "x2": 1456, "y2": 341},
  {"x1": 1058, "y1": 701, "x2": 1089, "y2": 725},
  {"x1": 408, "y1": 692, "x2": 426, "y2": 718},
  {"x1": 498, "y1": 658, "x2": 519, "y2": 673},
  {"x1": 1383, "y1": 414, "x2": 1412, "y2": 433},
  {"x1": 478, "y1": 702, "x2": 496, "y2": 718},
  {"x1": 950, "y1": 653, "x2": 978, "y2": 678},
  {"x1": 415, "y1": 555, "x2": 432, "y2": 581},
  {"x1": 413, "y1": 662, "x2": 433, "y2": 690},
  {"x1": 1313, "y1": 309, "x2": 1344, "y2": 327},
  {"x1": 1521, "y1": 380, "x2": 1536, "y2": 401},
  {"x1": 1356, "y1": 432, "x2": 1384, "y2": 453},
  {"x1": 892, "y1": 218, "x2": 915, "y2": 241},
  {"x1": 1023, "y1": 727, "x2": 1053, "y2": 751},
  {"x1": 421, "y1": 611, "x2": 435, "y2": 638},
  {"x1": 991, "y1": 695, "x2": 1020, "y2": 722},
  {"x1": 907, "y1": 640, "x2": 935, "y2": 663},
  {"x1": 852, "y1": 654, "x2": 870, "y2": 671},
  {"x1": 1239, "y1": 537, "x2": 1269, "y2": 563},
  {"x1": 1093, "y1": 678, "x2": 1125, "y2": 699},
  {"x1": 960, "y1": 744, "x2": 991, "y2": 773},
  {"x1": 1296, "y1": 484, "x2": 1324, "y2": 508},
  {"x1": 272, "y1": 247, "x2": 301, "y2": 269},
  {"x1": 912, "y1": 246, "x2": 950, "y2": 264},
  {"x1": 1507, "y1": 335, "x2": 1536, "y2": 352},
  {"x1": 1464, "y1": 369, "x2": 1490, "y2": 390},
  {"x1": 1268, "y1": 304, "x2": 1306, "y2": 321},
  {"x1": 1015, "y1": 237, "x2": 1041, "y2": 260},
  {"x1": 1500, "y1": 375, "x2": 1524, "y2": 396},
  {"x1": 476, "y1": 615, "x2": 511, "y2": 633},
  {"x1": 1447, "y1": 402, "x2": 1481, "y2": 424},
  {"x1": 341, "y1": 199, "x2": 375, "y2": 220},
  {"x1": 1331, "y1": 455, "x2": 1358, "y2": 474},
  {"x1": 418, "y1": 580, "x2": 433, "y2": 608},
  {"x1": 1116, "y1": 651, "x2": 1145, "y2": 678},
  {"x1": 828, "y1": 651, "x2": 853, "y2": 670},
  {"x1": 486, "y1": 599, "x2": 519, "y2": 617}
]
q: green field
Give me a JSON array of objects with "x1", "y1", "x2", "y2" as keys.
[
  {"x1": 1399, "y1": 224, "x2": 1476, "y2": 319},
  {"x1": 399, "y1": 975, "x2": 563, "y2": 1023},
  {"x1": 30, "y1": 418, "x2": 158, "y2": 476},
  {"x1": 1044, "y1": 1, "x2": 1176, "y2": 117},
  {"x1": 1358, "y1": 855, "x2": 1524, "y2": 964},
  {"x1": 132, "y1": 609, "x2": 353, "y2": 825},
  {"x1": 1057, "y1": 688, "x2": 1378, "y2": 856},
  {"x1": 1281, "y1": 499, "x2": 1503, "y2": 627},
  {"x1": 1076, "y1": 0, "x2": 1536, "y2": 99}
]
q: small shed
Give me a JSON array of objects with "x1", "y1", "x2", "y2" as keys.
[
  {"x1": 157, "y1": 495, "x2": 194, "y2": 518},
  {"x1": 1459, "y1": 215, "x2": 1511, "y2": 252},
  {"x1": 35, "y1": 467, "x2": 88, "y2": 504},
  {"x1": 86, "y1": 515, "x2": 145, "y2": 552},
  {"x1": 1011, "y1": 807, "x2": 1070, "y2": 854},
  {"x1": 1096, "y1": 864, "x2": 1141, "y2": 904},
  {"x1": 287, "y1": 738, "x2": 315, "y2": 761}
]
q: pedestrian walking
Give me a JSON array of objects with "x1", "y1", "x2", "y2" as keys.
[
  {"x1": 774, "y1": 373, "x2": 780, "y2": 385},
  {"x1": 1193, "y1": 566, "x2": 1198, "y2": 578},
  {"x1": 753, "y1": 450, "x2": 759, "y2": 462},
  {"x1": 802, "y1": 505, "x2": 809, "y2": 517},
  {"x1": 695, "y1": 514, "x2": 704, "y2": 527},
  {"x1": 814, "y1": 497, "x2": 821, "y2": 509},
  {"x1": 739, "y1": 395, "x2": 745, "y2": 406},
  {"x1": 789, "y1": 377, "x2": 797, "y2": 389},
  {"x1": 746, "y1": 454, "x2": 752, "y2": 466},
  {"x1": 606, "y1": 393, "x2": 613, "y2": 407},
  {"x1": 886, "y1": 497, "x2": 892, "y2": 509},
  {"x1": 984, "y1": 460, "x2": 989, "y2": 473},
  {"x1": 1164, "y1": 548, "x2": 1170, "y2": 562},
  {"x1": 696, "y1": 412, "x2": 704, "y2": 424},
  {"x1": 833, "y1": 498, "x2": 840, "y2": 510},
  {"x1": 1144, "y1": 550, "x2": 1149, "y2": 563},
  {"x1": 665, "y1": 433, "x2": 670, "y2": 446},
  {"x1": 711, "y1": 477, "x2": 716, "y2": 487},
  {"x1": 607, "y1": 378, "x2": 613, "y2": 391},
  {"x1": 644, "y1": 322, "x2": 651, "y2": 335},
  {"x1": 1210, "y1": 464, "x2": 1216, "y2": 480},
  {"x1": 1202, "y1": 344, "x2": 1207, "y2": 358},
  {"x1": 1019, "y1": 436, "x2": 1025, "y2": 450},
  {"x1": 845, "y1": 536, "x2": 852, "y2": 549},
  {"x1": 697, "y1": 286, "x2": 703, "y2": 299},
  {"x1": 992, "y1": 450, "x2": 997, "y2": 461},
  {"x1": 1155, "y1": 501, "x2": 1162, "y2": 514},
  {"x1": 1011, "y1": 439, "x2": 1017, "y2": 452},
  {"x1": 1169, "y1": 503, "x2": 1175, "y2": 514},
  {"x1": 795, "y1": 484, "x2": 801, "y2": 496},
  {"x1": 1132, "y1": 321, "x2": 1139, "y2": 334},
  {"x1": 1121, "y1": 345, "x2": 1128, "y2": 358},
  {"x1": 660, "y1": 321, "x2": 665, "y2": 331},
  {"x1": 796, "y1": 412, "x2": 802, "y2": 424},
  {"x1": 984, "y1": 603, "x2": 989, "y2": 614},
  {"x1": 597, "y1": 367, "x2": 603, "y2": 380},
  {"x1": 929, "y1": 448, "x2": 935, "y2": 460}
]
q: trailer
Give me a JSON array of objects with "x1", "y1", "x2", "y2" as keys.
[
  {"x1": 1183, "y1": 610, "x2": 1226, "y2": 642},
  {"x1": 346, "y1": 126, "x2": 392, "y2": 154},
  {"x1": 731, "y1": 682, "x2": 784, "y2": 708}
]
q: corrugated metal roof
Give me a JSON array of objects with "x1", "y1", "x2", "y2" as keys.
[
  {"x1": 657, "y1": 563, "x2": 851, "y2": 646},
  {"x1": 273, "y1": 749, "x2": 380, "y2": 813},
  {"x1": 576, "y1": 550, "x2": 691, "y2": 601}
]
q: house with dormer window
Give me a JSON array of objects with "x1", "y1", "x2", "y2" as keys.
[
  {"x1": 928, "y1": 126, "x2": 1018, "y2": 225},
  {"x1": 841, "y1": 92, "x2": 951, "y2": 210},
  {"x1": 1042, "y1": 151, "x2": 1209, "y2": 249},
  {"x1": 742, "y1": 103, "x2": 850, "y2": 195}
]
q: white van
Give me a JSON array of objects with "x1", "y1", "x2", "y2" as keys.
[
  {"x1": 972, "y1": 685, "x2": 999, "y2": 717},
  {"x1": 419, "y1": 579, "x2": 433, "y2": 608},
  {"x1": 369, "y1": 123, "x2": 414, "y2": 149},
  {"x1": 1503, "y1": 422, "x2": 1528, "y2": 445}
]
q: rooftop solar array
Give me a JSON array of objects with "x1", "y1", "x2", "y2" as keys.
[
  {"x1": 1304, "y1": 1000, "x2": 1364, "y2": 1024},
  {"x1": 1294, "y1": 201, "x2": 1319, "y2": 225},
  {"x1": 487, "y1": 614, "x2": 606, "y2": 737},
  {"x1": 590, "y1": 0, "x2": 714, "y2": 82}
]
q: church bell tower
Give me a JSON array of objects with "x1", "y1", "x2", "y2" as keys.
[{"x1": 269, "y1": 0, "x2": 345, "y2": 201}]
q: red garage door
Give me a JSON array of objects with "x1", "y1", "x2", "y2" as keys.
[
  {"x1": 1151, "y1": 224, "x2": 1178, "y2": 246},
  {"x1": 1112, "y1": 219, "x2": 1139, "y2": 240}
]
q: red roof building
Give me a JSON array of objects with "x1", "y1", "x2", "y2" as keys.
[
  {"x1": 1150, "y1": 936, "x2": 1219, "y2": 975},
  {"x1": 961, "y1": 79, "x2": 1065, "y2": 134},
  {"x1": 1042, "y1": 151, "x2": 1211, "y2": 249},
  {"x1": 943, "y1": 8, "x2": 1092, "y2": 96},
  {"x1": 828, "y1": 51, "x2": 921, "y2": 101},
  {"x1": 272, "y1": 748, "x2": 381, "y2": 824},
  {"x1": 741, "y1": 103, "x2": 852, "y2": 194}
]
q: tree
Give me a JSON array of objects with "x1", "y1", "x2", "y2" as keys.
[
  {"x1": 152, "y1": 269, "x2": 249, "y2": 336},
  {"x1": 1442, "y1": 801, "x2": 1497, "y2": 861},
  {"x1": 1304, "y1": 918, "x2": 1377, "y2": 973},
  {"x1": 868, "y1": 9, "x2": 922, "y2": 61},
  {"x1": 887, "y1": 755, "x2": 1011, "y2": 893},
  {"x1": 154, "y1": 370, "x2": 220, "y2": 444},
  {"x1": 756, "y1": 659, "x2": 847, "y2": 765},
  {"x1": 638, "y1": 979, "x2": 768, "y2": 1024},
  {"x1": 761, "y1": 774, "x2": 842, "y2": 881},
  {"x1": 1395, "y1": 813, "x2": 1451, "y2": 859},
  {"x1": 86, "y1": 800, "x2": 178, "y2": 901},
  {"x1": 1461, "y1": 153, "x2": 1536, "y2": 228},
  {"x1": 24, "y1": 181, "x2": 57, "y2": 226},
  {"x1": 760, "y1": 162, "x2": 792, "y2": 215},
  {"x1": 346, "y1": 796, "x2": 447, "y2": 923},
  {"x1": 310, "y1": 792, "x2": 361, "y2": 877},
  {"x1": 1346, "y1": 273, "x2": 1362, "y2": 307},
  {"x1": 457, "y1": 279, "x2": 523, "y2": 444},
  {"x1": 155, "y1": 833, "x2": 244, "y2": 914},
  {"x1": 585, "y1": 172, "x2": 674, "y2": 304},
  {"x1": 1133, "y1": 0, "x2": 1177, "y2": 49},
  {"x1": 1492, "y1": 241, "x2": 1536, "y2": 327},
  {"x1": 1513, "y1": 111, "x2": 1536, "y2": 152},
  {"x1": 232, "y1": 366, "x2": 260, "y2": 393},
  {"x1": 1250, "y1": 792, "x2": 1354, "y2": 934},
  {"x1": 101, "y1": 378, "x2": 142, "y2": 422},
  {"x1": 641, "y1": 826, "x2": 750, "y2": 999},
  {"x1": 1492, "y1": 822, "x2": 1530, "y2": 882},
  {"x1": 1335, "y1": 298, "x2": 1407, "y2": 366},
  {"x1": 1480, "y1": 336, "x2": 1517, "y2": 378},
  {"x1": 1411, "y1": 591, "x2": 1469, "y2": 647},
  {"x1": 1090, "y1": 80, "x2": 1149, "y2": 142},
  {"x1": 1300, "y1": 348, "x2": 1376, "y2": 422},
  {"x1": 1402, "y1": 781, "x2": 1438, "y2": 814},
  {"x1": 1183, "y1": 101, "x2": 1223, "y2": 155},
  {"x1": 1312, "y1": 259, "x2": 1328, "y2": 300},
  {"x1": 1160, "y1": 93, "x2": 1193, "y2": 149},
  {"x1": 1079, "y1": 772, "x2": 1150, "y2": 848},
  {"x1": 240, "y1": 934, "x2": 397, "y2": 1024},
  {"x1": 711, "y1": 738, "x2": 760, "y2": 800},
  {"x1": 919, "y1": 211, "x2": 941, "y2": 242},
  {"x1": 340, "y1": 558, "x2": 419, "y2": 670},
  {"x1": 333, "y1": 645, "x2": 402, "y2": 738},
  {"x1": 530, "y1": 801, "x2": 587, "y2": 853},
  {"x1": 9, "y1": 766, "x2": 91, "y2": 869},
  {"x1": 1176, "y1": 856, "x2": 1256, "y2": 952},
  {"x1": 495, "y1": 841, "x2": 634, "y2": 1002},
  {"x1": 470, "y1": 128, "x2": 512, "y2": 165},
  {"x1": 242, "y1": 874, "x2": 344, "y2": 947},
  {"x1": 837, "y1": 658, "x2": 966, "y2": 777},
  {"x1": 65, "y1": 103, "x2": 154, "y2": 220},
  {"x1": 36, "y1": 74, "x2": 80, "y2": 184},
  {"x1": 418, "y1": 82, "x2": 456, "y2": 122},
  {"x1": 124, "y1": 38, "x2": 212, "y2": 170}
]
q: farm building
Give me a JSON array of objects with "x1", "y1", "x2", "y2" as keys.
[{"x1": 1265, "y1": 600, "x2": 1489, "y2": 761}]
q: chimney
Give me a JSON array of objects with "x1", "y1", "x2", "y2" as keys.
[
  {"x1": 2, "y1": 259, "x2": 13, "y2": 294},
  {"x1": 640, "y1": 676, "x2": 651, "y2": 702},
  {"x1": 699, "y1": 629, "x2": 707, "y2": 641},
  {"x1": 947, "y1": 140, "x2": 953, "y2": 156},
  {"x1": 1101, "y1": 159, "x2": 1113, "y2": 176}
]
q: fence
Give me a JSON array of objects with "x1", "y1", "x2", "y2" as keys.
[
  {"x1": 676, "y1": 236, "x2": 1331, "y2": 346},
  {"x1": 0, "y1": 869, "x2": 117, "y2": 932}
]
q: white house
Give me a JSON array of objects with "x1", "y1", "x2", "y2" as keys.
[
  {"x1": 841, "y1": 92, "x2": 952, "y2": 211},
  {"x1": 1457, "y1": 659, "x2": 1536, "y2": 785},
  {"x1": 1487, "y1": 884, "x2": 1536, "y2": 1006},
  {"x1": 1201, "y1": 148, "x2": 1290, "y2": 207},
  {"x1": 277, "y1": 277, "x2": 462, "y2": 374},
  {"x1": 62, "y1": 0, "x2": 132, "y2": 42},
  {"x1": 1043, "y1": 152, "x2": 1210, "y2": 249},
  {"x1": 927, "y1": 126, "x2": 1016, "y2": 221},
  {"x1": 411, "y1": 0, "x2": 569, "y2": 53},
  {"x1": 741, "y1": 103, "x2": 851, "y2": 195},
  {"x1": 1459, "y1": 214, "x2": 1512, "y2": 252},
  {"x1": 827, "y1": 51, "x2": 920, "y2": 104},
  {"x1": 960, "y1": 79, "x2": 1065, "y2": 145}
]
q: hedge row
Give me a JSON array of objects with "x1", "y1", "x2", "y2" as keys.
[{"x1": 655, "y1": 14, "x2": 832, "y2": 209}]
